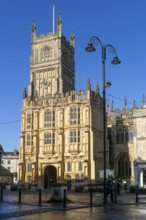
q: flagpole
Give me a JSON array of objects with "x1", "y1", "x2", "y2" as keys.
[{"x1": 53, "y1": 4, "x2": 55, "y2": 34}]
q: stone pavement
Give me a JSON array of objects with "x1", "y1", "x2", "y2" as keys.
[{"x1": 0, "y1": 189, "x2": 146, "y2": 219}]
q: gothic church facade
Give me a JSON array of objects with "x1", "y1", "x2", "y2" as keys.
[{"x1": 18, "y1": 14, "x2": 105, "y2": 188}]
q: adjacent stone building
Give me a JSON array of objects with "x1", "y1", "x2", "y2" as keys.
[
  {"x1": 133, "y1": 106, "x2": 146, "y2": 187},
  {"x1": 1, "y1": 149, "x2": 19, "y2": 183},
  {"x1": 0, "y1": 165, "x2": 13, "y2": 185},
  {"x1": 0, "y1": 145, "x2": 18, "y2": 184},
  {"x1": 18, "y1": 14, "x2": 106, "y2": 188},
  {"x1": 107, "y1": 97, "x2": 146, "y2": 187},
  {"x1": 107, "y1": 98, "x2": 134, "y2": 185}
]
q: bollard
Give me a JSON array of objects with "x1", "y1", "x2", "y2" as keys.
[
  {"x1": 18, "y1": 188, "x2": 21, "y2": 204},
  {"x1": 114, "y1": 187, "x2": 117, "y2": 204},
  {"x1": 39, "y1": 189, "x2": 42, "y2": 206},
  {"x1": 136, "y1": 185, "x2": 139, "y2": 203},
  {"x1": 90, "y1": 188, "x2": 93, "y2": 205},
  {"x1": 1, "y1": 187, "x2": 3, "y2": 202},
  {"x1": 63, "y1": 189, "x2": 67, "y2": 208}
]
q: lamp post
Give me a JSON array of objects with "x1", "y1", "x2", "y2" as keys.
[{"x1": 85, "y1": 36, "x2": 121, "y2": 204}]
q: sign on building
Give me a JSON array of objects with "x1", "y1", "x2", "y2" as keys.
[{"x1": 99, "y1": 169, "x2": 114, "y2": 179}]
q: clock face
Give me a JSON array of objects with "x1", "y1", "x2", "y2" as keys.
[{"x1": 43, "y1": 79, "x2": 48, "y2": 87}]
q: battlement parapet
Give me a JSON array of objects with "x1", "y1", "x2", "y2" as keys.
[{"x1": 22, "y1": 90, "x2": 101, "y2": 109}]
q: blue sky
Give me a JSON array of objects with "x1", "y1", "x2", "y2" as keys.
[{"x1": 0, "y1": 0, "x2": 146, "y2": 151}]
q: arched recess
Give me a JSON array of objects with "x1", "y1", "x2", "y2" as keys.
[{"x1": 44, "y1": 165, "x2": 57, "y2": 189}]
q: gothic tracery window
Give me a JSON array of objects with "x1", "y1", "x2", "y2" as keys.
[
  {"x1": 118, "y1": 153, "x2": 131, "y2": 177},
  {"x1": 44, "y1": 110, "x2": 55, "y2": 127},
  {"x1": 27, "y1": 163, "x2": 32, "y2": 172},
  {"x1": 116, "y1": 129, "x2": 129, "y2": 143},
  {"x1": 27, "y1": 113, "x2": 32, "y2": 129},
  {"x1": 70, "y1": 130, "x2": 80, "y2": 143},
  {"x1": 44, "y1": 132, "x2": 55, "y2": 145},
  {"x1": 26, "y1": 133, "x2": 31, "y2": 146},
  {"x1": 70, "y1": 107, "x2": 80, "y2": 125},
  {"x1": 41, "y1": 46, "x2": 52, "y2": 62}
]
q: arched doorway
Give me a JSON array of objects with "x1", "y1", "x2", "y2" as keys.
[
  {"x1": 44, "y1": 165, "x2": 57, "y2": 189},
  {"x1": 134, "y1": 158, "x2": 146, "y2": 187}
]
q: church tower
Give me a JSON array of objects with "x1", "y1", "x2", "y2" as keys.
[
  {"x1": 29, "y1": 13, "x2": 75, "y2": 99},
  {"x1": 19, "y1": 13, "x2": 103, "y2": 188}
]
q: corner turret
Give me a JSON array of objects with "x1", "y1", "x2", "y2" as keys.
[
  {"x1": 22, "y1": 88, "x2": 27, "y2": 99},
  {"x1": 124, "y1": 96, "x2": 128, "y2": 113},
  {"x1": 95, "y1": 82, "x2": 99, "y2": 94},
  {"x1": 86, "y1": 79, "x2": 91, "y2": 91},
  {"x1": 70, "y1": 31, "x2": 75, "y2": 48},
  {"x1": 31, "y1": 20, "x2": 36, "y2": 44},
  {"x1": 142, "y1": 94, "x2": 146, "y2": 108},
  {"x1": 57, "y1": 12, "x2": 62, "y2": 37},
  {"x1": 133, "y1": 100, "x2": 137, "y2": 109},
  {"x1": 111, "y1": 100, "x2": 114, "y2": 112}
]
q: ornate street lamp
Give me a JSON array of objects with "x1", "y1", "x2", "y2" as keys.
[{"x1": 85, "y1": 36, "x2": 121, "y2": 204}]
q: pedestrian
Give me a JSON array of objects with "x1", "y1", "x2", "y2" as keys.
[
  {"x1": 107, "y1": 177, "x2": 114, "y2": 203},
  {"x1": 120, "y1": 181, "x2": 125, "y2": 195},
  {"x1": 116, "y1": 181, "x2": 121, "y2": 195}
]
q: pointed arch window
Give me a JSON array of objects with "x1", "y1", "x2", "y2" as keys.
[{"x1": 118, "y1": 153, "x2": 131, "y2": 177}]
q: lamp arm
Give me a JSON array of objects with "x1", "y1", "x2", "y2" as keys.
[
  {"x1": 106, "y1": 44, "x2": 117, "y2": 57},
  {"x1": 90, "y1": 36, "x2": 103, "y2": 48}
]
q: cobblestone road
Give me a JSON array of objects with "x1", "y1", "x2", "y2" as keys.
[{"x1": 0, "y1": 189, "x2": 146, "y2": 219}]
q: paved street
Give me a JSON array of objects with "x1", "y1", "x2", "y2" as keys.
[
  {"x1": 0, "y1": 189, "x2": 146, "y2": 219},
  {"x1": 1, "y1": 203, "x2": 146, "y2": 220}
]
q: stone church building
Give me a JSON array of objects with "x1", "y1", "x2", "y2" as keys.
[
  {"x1": 18, "y1": 13, "x2": 146, "y2": 189},
  {"x1": 107, "y1": 97, "x2": 146, "y2": 187},
  {"x1": 18, "y1": 14, "x2": 106, "y2": 188}
]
